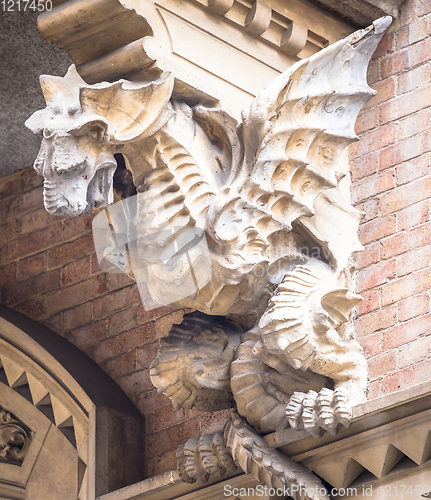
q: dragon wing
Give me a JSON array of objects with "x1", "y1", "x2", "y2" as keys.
[{"x1": 236, "y1": 17, "x2": 392, "y2": 269}]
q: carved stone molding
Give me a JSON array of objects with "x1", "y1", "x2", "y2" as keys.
[
  {"x1": 265, "y1": 381, "x2": 431, "y2": 491},
  {"x1": 0, "y1": 408, "x2": 31, "y2": 464},
  {"x1": 0, "y1": 307, "x2": 145, "y2": 499},
  {"x1": 310, "y1": 0, "x2": 405, "y2": 27},
  {"x1": 39, "y1": 0, "x2": 355, "y2": 118}
]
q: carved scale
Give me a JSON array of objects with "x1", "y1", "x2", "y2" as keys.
[{"x1": 26, "y1": 17, "x2": 391, "y2": 500}]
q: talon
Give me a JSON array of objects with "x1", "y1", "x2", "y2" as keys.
[
  {"x1": 334, "y1": 386, "x2": 352, "y2": 427},
  {"x1": 286, "y1": 387, "x2": 353, "y2": 437},
  {"x1": 286, "y1": 392, "x2": 305, "y2": 430}
]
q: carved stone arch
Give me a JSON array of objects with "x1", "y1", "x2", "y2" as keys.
[{"x1": 0, "y1": 306, "x2": 145, "y2": 500}]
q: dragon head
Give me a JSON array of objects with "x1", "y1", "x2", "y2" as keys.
[{"x1": 26, "y1": 65, "x2": 174, "y2": 217}]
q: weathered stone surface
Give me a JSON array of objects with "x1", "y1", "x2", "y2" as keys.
[{"x1": 26, "y1": 14, "x2": 391, "y2": 498}]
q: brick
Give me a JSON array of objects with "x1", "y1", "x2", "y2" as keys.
[
  {"x1": 42, "y1": 314, "x2": 62, "y2": 333},
  {"x1": 106, "y1": 272, "x2": 135, "y2": 291},
  {"x1": 354, "y1": 198, "x2": 379, "y2": 223},
  {"x1": 0, "y1": 269, "x2": 60, "y2": 306},
  {"x1": 372, "y1": 31, "x2": 395, "y2": 59},
  {"x1": 63, "y1": 302, "x2": 93, "y2": 331},
  {"x1": 145, "y1": 419, "x2": 200, "y2": 458},
  {"x1": 398, "y1": 294, "x2": 429, "y2": 322},
  {"x1": 135, "y1": 389, "x2": 171, "y2": 415},
  {"x1": 101, "y1": 350, "x2": 138, "y2": 380},
  {"x1": 0, "y1": 174, "x2": 21, "y2": 201},
  {"x1": 380, "y1": 131, "x2": 431, "y2": 170},
  {"x1": 145, "y1": 450, "x2": 177, "y2": 478},
  {"x1": 20, "y1": 169, "x2": 43, "y2": 192},
  {"x1": 397, "y1": 246, "x2": 430, "y2": 277},
  {"x1": 368, "y1": 351, "x2": 397, "y2": 380},
  {"x1": 367, "y1": 380, "x2": 382, "y2": 400},
  {"x1": 407, "y1": 38, "x2": 431, "y2": 69},
  {"x1": 350, "y1": 124, "x2": 396, "y2": 159},
  {"x1": 17, "y1": 252, "x2": 47, "y2": 279},
  {"x1": 355, "y1": 107, "x2": 379, "y2": 135},
  {"x1": 200, "y1": 409, "x2": 231, "y2": 435},
  {"x1": 107, "y1": 305, "x2": 139, "y2": 337},
  {"x1": 88, "y1": 322, "x2": 156, "y2": 364},
  {"x1": 34, "y1": 274, "x2": 106, "y2": 318},
  {"x1": 356, "y1": 259, "x2": 396, "y2": 292},
  {"x1": 382, "y1": 268, "x2": 431, "y2": 306},
  {"x1": 397, "y1": 200, "x2": 430, "y2": 231},
  {"x1": 0, "y1": 262, "x2": 16, "y2": 286},
  {"x1": 363, "y1": 77, "x2": 396, "y2": 110},
  {"x1": 355, "y1": 305, "x2": 397, "y2": 338},
  {"x1": 398, "y1": 109, "x2": 431, "y2": 142},
  {"x1": 61, "y1": 256, "x2": 91, "y2": 285},
  {"x1": 20, "y1": 207, "x2": 61, "y2": 235},
  {"x1": 90, "y1": 252, "x2": 103, "y2": 275},
  {"x1": 62, "y1": 213, "x2": 93, "y2": 241},
  {"x1": 367, "y1": 59, "x2": 380, "y2": 85},
  {"x1": 383, "y1": 314, "x2": 431, "y2": 349},
  {"x1": 136, "y1": 342, "x2": 160, "y2": 370},
  {"x1": 380, "y1": 176, "x2": 431, "y2": 215},
  {"x1": 381, "y1": 50, "x2": 409, "y2": 79},
  {"x1": 355, "y1": 241, "x2": 380, "y2": 269},
  {"x1": 357, "y1": 289, "x2": 381, "y2": 316},
  {"x1": 15, "y1": 298, "x2": 48, "y2": 320},
  {"x1": 396, "y1": 154, "x2": 430, "y2": 186},
  {"x1": 146, "y1": 405, "x2": 185, "y2": 435},
  {"x1": 379, "y1": 85, "x2": 431, "y2": 124},
  {"x1": 138, "y1": 303, "x2": 177, "y2": 324},
  {"x1": 396, "y1": 18, "x2": 429, "y2": 49},
  {"x1": 358, "y1": 215, "x2": 396, "y2": 245},
  {"x1": 155, "y1": 310, "x2": 186, "y2": 339},
  {"x1": 358, "y1": 331, "x2": 382, "y2": 357},
  {"x1": 0, "y1": 220, "x2": 21, "y2": 244},
  {"x1": 93, "y1": 285, "x2": 141, "y2": 318},
  {"x1": 352, "y1": 170, "x2": 395, "y2": 204},
  {"x1": 48, "y1": 233, "x2": 95, "y2": 268},
  {"x1": 382, "y1": 372, "x2": 401, "y2": 395},
  {"x1": 66, "y1": 319, "x2": 107, "y2": 349},
  {"x1": 381, "y1": 223, "x2": 431, "y2": 259},
  {"x1": 398, "y1": 64, "x2": 431, "y2": 95},
  {"x1": 350, "y1": 152, "x2": 379, "y2": 182},
  {"x1": 1, "y1": 225, "x2": 62, "y2": 264},
  {"x1": 3, "y1": 186, "x2": 43, "y2": 220},
  {"x1": 399, "y1": 359, "x2": 431, "y2": 390},
  {"x1": 117, "y1": 369, "x2": 152, "y2": 395},
  {"x1": 417, "y1": 0, "x2": 431, "y2": 16}
]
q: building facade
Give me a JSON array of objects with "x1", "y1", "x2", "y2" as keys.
[{"x1": 1, "y1": 0, "x2": 431, "y2": 498}]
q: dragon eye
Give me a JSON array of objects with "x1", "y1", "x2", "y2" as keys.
[
  {"x1": 43, "y1": 129, "x2": 54, "y2": 139},
  {"x1": 89, "y1": 127, "x2": 105, "y2": 142}
]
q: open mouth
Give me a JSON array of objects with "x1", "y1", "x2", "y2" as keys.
[{"x1": 85, "y1": 156, "x2": 117, "y2": 213}]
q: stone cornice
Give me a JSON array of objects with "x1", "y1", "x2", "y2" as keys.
[
  {"x1": 40, "y1": 0, "x2": 354, "y2": 118},
  {"x1": 96, "y1": 381, "x2": 431, "y2": 499},
  {"x1": 309, "y1": 0, "x2": 405, "y2": 27}
]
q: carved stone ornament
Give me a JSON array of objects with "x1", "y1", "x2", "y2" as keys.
[
  {"x1": 0, "y1": 408, "x2": 31, "y2": 464},
  {"x1": 27, "y1": 15, "x2": 391, "y2": 500}
]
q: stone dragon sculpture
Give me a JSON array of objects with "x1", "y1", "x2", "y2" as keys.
[{"x1": 27, "y1": 16, "x2": 390, "y2": 500}]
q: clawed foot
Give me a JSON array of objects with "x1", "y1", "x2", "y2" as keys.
[{"x1": 285, "y1": 387, "x2": 352, "y2": 438}]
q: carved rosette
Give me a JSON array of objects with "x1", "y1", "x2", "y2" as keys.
[{"x1": 0, "y1": 408, "x2": 31, "y2": 464}]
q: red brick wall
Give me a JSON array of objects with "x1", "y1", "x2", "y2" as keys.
[
  {"x1": 351, "y1": 0, "x2": 431, "y2": 400},
  {"x1": 0, "y1": 168, "x2": 230, "y2": 477}
]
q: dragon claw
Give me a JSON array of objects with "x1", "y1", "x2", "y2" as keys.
[{"x1": 286, "y1": 387, "x2": 353, "y2": 437}]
